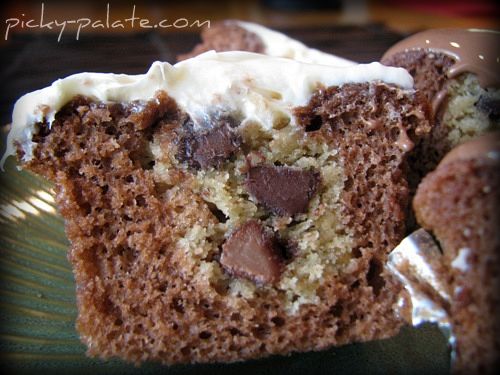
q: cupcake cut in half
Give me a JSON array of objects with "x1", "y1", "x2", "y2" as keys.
[{"x1": 2, "y1": 51, "x2": 430, "y2": 364}]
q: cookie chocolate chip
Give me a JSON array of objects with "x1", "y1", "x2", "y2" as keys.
[
  {"x1": 246, "y1": 165, "x2": 320, "y2": 216},
  {"x1": 220, "y1": 221, "x2": 284, "y2": 284},
  {"x1": 177, "y1": 122, "x2": 241, "y2": 169}
]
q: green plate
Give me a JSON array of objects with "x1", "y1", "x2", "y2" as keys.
[{"x1": 0, "y1": 153, "x2": 450, "y2": 374}]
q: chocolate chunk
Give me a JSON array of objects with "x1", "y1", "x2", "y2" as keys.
[
  {"x1": 177, "y1": 122, "x2": 241, "y2": 169},
  {"x1": 246, "y1": 165, "x2": 320, "y2": 216},
  {"x1": 220, "y1": 221, "x2": 284, "y2": 284},
  {"x1": 476, "y1": 95, "x2": 500, "y2": 120}
]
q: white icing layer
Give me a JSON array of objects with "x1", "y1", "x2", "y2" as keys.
[
  {"x1": 237, "y1": 21, "x2": 355, "y2": 67},
  {"x1": 2, "y1": 51, "x2": 413, "y2": 166}
]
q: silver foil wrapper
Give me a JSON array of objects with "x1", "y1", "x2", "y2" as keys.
[{"x1": 387, "y1": 229, "x2": 455, "y2": 357}]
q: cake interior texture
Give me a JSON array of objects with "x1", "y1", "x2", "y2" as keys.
[
  {"x1": 382, "y1": 50, "x2": 500, "y2": 173},
  {"x1": 20, "y1": 81, "x2": 429, "y2": 364},
  {"x1": 414, "y1": 147, "x2": 500, "y2": 373}
]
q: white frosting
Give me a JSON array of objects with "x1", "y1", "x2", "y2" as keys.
[
  {"x1": 451, "y1": 248, "x2": 471, "y2": 272},
  {"x1": 2, "y1": 51, "x2": 413, "y2": 166},
  {"x1": 237, "y1": 21, "x2": 356, "y2": 67}
]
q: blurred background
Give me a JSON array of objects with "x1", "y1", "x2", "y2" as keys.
[{"x1": 1, "y1": 0, "x2": 498, "y2": 36}]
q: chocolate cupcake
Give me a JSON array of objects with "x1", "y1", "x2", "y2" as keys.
[
  {"x1": 2, "y1": 52, "x2": 430, "y2": 365},
  {"x1": 382, "y1": 29, "x2": 500, "y2": 172},
  {"x1": 413, "y1": 133, "x2": 500, "y2": 373}
]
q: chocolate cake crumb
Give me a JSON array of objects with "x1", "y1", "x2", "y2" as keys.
[
  {"x1": 220, "y1": 221, "x2": 284, "y2": 284},
  {"x1": 381, "y1": 50, "x2": 455, "y2": 175},
  {"x1": 177, "y1": 122, "x2": 241, "y2": 169},
  {"x1": 246, "y1": 165, "x2": 320, "y2": 216},
  {"x1": 381, "y1": 50, "x2": 455, "y2": 104}
]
